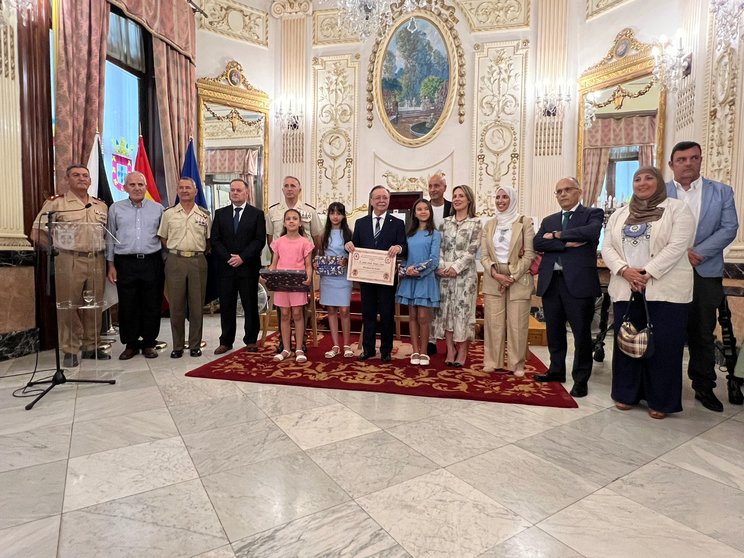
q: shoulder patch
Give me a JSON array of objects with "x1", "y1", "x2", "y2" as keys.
[
  {"x1": 164, "y1": 205, "x2": 177, "y2": 212},
  {"x1": 47, "y1": 194, "x2": 62, "y2": 200},
  {"x1": 197, "y1": 205, "x2": 209, "y2": 214}
]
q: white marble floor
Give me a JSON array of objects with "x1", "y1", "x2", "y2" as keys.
[{"x1": 1, "y1": 316, "x2": 744, "y2": 558}]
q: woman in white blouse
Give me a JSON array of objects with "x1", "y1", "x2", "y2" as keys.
[
  {"x1": 480, "y1": 186, "x2": 535, "y2": 376},
  {"x1": 602, "y1": 166, "x2": 695, "y2": 419}
]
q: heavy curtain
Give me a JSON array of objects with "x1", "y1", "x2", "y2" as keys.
[
  {"x1": 582, "y1": 114, "x2": 657, "y2": 207},
  {"x1": 55, "y1": 0, "x2": 110, "y2": 192},
  {"x1": 55, "y1": 0, "x2": 195, "y2": 201}
]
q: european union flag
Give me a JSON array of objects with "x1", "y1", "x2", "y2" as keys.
[{"x1": 177, "y1": 138, "x2": 208, "y2": 208}]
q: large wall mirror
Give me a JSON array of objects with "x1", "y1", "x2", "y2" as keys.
[
  {"x1": 577, "y1": 28, "x2": 666, "y2": 211},
  {"x1": 197, "y1": 61, "x2": 270, "y2": 214}
]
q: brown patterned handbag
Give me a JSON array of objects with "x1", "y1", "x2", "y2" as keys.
[{"x1": 616, "y1": 293, "x2": 655, "y2": 359}]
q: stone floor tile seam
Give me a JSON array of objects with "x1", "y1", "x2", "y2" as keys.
[
  {"x1": 476, "y1": 526, "x2": 591, "y2": 558},
  {"x1": 657, "y1": 436, "x2": 744, "y2": 492}
]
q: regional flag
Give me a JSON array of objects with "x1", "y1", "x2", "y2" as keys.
[
  {"x1": 177, "y1": 137, "x2": 208, "y2": 208},
  {"x1": 134, "y1": 136, "x2": 162, "y2": 203}
]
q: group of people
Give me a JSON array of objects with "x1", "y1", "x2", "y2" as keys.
[{"x1": 31, "y1": 139, "x2": 740, "y2": 419}]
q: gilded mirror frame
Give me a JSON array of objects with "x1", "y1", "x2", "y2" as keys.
[
  {"x1": 576, "y1": 28, "x2": 666, "y2": 183},
  {"x1": 196, "y1": 61, "x2": 270, "y2": 212}
]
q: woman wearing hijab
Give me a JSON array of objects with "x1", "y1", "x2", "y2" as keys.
[
  {"x1": 480, "y1": 186, "x2": 536, "y2": 376},
  {"x1": 602, "y1": 166, "x2": 695, "y2": 419}
]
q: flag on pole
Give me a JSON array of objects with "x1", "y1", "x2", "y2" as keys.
[
  {"x1": 86, "y1": 133, "x2": 114, "y2": 206},
  {"x1": 177, "y1": 138, "x2": 208, "y2": 208},
  {"x1": 134, "y1": 136, "x2": 162, "y2": 203}
]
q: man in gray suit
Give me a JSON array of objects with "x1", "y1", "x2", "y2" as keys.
[{"x1": 666, "y1": 141, "x2": 739, "y2": 411}]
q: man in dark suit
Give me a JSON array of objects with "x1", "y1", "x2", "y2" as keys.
[
  {"x1": 666, "y1": 141, "x2": 739, "y2": 410},
  {"x1": 211, "y1": 179, "x2": 266, "y2": 354},
  {"x1": 533, "y1": 177, "x2": 604, "y2": 397},
  {"x1": 345, "y1": 185, "x2": 407, "y2": 362}
]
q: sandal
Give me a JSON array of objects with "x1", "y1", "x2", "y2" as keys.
[
  {"x1": 295, "y1": 349, "x2": 307, "y2": 364},
  {"x1": 410, "y1": 352, "x2": 421, "y2": 365},
  {"x1": 615, "y1": 402, "x2": 633, "y2": 411},
  {"x1": 343, "y1": 345, "x2": 354, "y2": 358},
  {"x1": 648, "y1": 409, "x2": 666, "y2": 419},
  {"x1": 273, "y1": 349, "x2": 290, "y2": 362},
  {"x1": 325, "y1": 345, "x2": 340, "y2": 359},
  {"x1": 419, "y1": 354, "x2": 430, "y2": 366}
]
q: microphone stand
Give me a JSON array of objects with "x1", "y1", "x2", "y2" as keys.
[{"x1": 25, "y1": 211, "x2": 116, "y2": 410}]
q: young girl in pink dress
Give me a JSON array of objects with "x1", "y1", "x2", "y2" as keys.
[{"x1": 269, "y1": 209, "x2": 314, "y2": 363}]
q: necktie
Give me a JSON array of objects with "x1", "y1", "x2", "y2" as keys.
[
  {"x1": 561, "y1": 210, "x2": 573, "y2": 231},
  {"x1": 233, "y1": 207, "x2": 242, "y2": 233},
  {"x1": 374, "y1": 216, "x2": 381, "y2": 239}
]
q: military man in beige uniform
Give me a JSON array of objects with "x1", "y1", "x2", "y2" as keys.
[
  {"x1": 158, "y1": 178, "x2": 211, "y2": 358},
  {"x1": 266, "y1": 176, "x2": 322, "y2": 352},
  {"x1": 31, "y1": 164, "x2": 110, "y2": 368},
  {"x1": 265, "y1": 176, "x2": 323, "y2": 245}
]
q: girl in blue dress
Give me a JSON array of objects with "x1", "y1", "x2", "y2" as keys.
[
  {"x1": 396, "y1": 198, "x2": 441, "y2": 366},
  {"x1": 318, "y1": 202, "x2": 354, "y2": 358}
]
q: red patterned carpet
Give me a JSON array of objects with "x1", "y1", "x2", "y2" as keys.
[{"x1": 186, "y1": 334, "x2": 577, "y2": 408}]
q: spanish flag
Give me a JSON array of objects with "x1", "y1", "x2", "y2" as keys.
[{"x1": 134, "y1": 136, "x2": 162, "y2": 203}]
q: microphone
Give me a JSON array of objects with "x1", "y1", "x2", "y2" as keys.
[{"x1": 43, "y1": 203, "x2": 92, "y2": 216}]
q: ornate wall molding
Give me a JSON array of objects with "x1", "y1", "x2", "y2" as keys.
[
  {"x1": 270, "y1": 0, "x2": 311, "y2": 18},
  {"x1": 312, "y1": 54, "x2": 359, "y2": 212},
  {"x1": 586, "y1": 0, "x2": 630, "y2": 19},
  {"x1": 312, "y1": 9, "x2": 360, "y2": 46},
  {"x1": 204, "y1": 117, "x2": 263, "y2": 141},
  {"x1": 455, "y1": 0, "x2": 529, "y2": 32},
  {"x1": 199, "y1": 0, "x2": 268, "y2": 47},
  {"x1": 704, "y1": 46, "x2": 738, "y2": 184},
  {"x1": 373, "y1": 153, "x2": 454, "y2": 195},
  {"x1": 472, "y1": 40, "x2": 528, "y2": 217}
]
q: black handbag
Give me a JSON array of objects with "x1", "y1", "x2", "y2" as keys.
[{"x1": 616, "y1": 292, "x2": 655, "y2": 359}]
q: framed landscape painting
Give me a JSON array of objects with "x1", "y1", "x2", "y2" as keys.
[{"x1": 374, "y1": 12, "x2": 456, "y2": 147}]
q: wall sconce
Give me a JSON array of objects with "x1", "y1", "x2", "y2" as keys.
[
  {"x1": 0, "y1": 0, "x2": 34, "y2": 27},
  {"x1": 535, "y1": 82, "x2": 571, "y2": 118},
  {"x1": 274, "y1": 96, "x2": 304, "y2": 132},
  {"x1": 710, "y1": 0, "x2": 744, "y2": 51},
  {"x1": 652, "y1": 32, "x2": 692, "y2": 93}
]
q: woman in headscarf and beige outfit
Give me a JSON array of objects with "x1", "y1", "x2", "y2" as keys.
[{"x1": 480, "y1": 186, "x2": 535, "y2": 376}]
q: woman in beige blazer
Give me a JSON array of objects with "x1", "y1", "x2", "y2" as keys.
[
  {"x1": 480, "y1": 186, "x2": 535, "y2": 376},
  {"x1": 602, "y1": 166, "x2": 695, "y2": 419}
]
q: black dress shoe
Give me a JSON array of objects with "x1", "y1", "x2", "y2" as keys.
[
  {"x1": 190, "y1": 348, "x2": 202, "y2": 357},
  {"x1": 427, "y1": 342, "x2": 438, "y2": 356},
  {"x1": 118, "y1": 348, "x2": 138, "y2": 360},
  {"x1": 358, "y1": 352, "x2": 376, "y2": 361},
  {"x1": 170, "y1": 350, "x2": 183, "y2": 359},
  {"x1": 695, "y1": 389, "x2": 724, "y2": 412},
  {"x1": 381, "y1": 353, "x2": 392, "y2": 362},
  {"x1": 569, "y1": 383, "x2": 588, "y2": 397},
  {"x1": 63, "y1": 353, "x2": 79, "y2": 367},
  {"x1": 142, "y1": 347, "x2": 158, "y2": 359},
  {"x1": 245, "y1": 344, "x2": 258, "y2": 353},
  {"x1": 728, "y1": 376, "x2": 744, "y2": 405},
  {"x1": 81, "y1": 349, "x2": 111, "y2": 360},
  {"x1": 535, "y1": 372, "x2": 566, "y2": 383}
]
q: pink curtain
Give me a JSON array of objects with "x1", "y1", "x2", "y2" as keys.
[
  {"x1": 106, "y1": 0, "x2": 195, "y2": 62},
  {"x1": 205, "y1": 148, "x2": 260, "y2": 206},
  {"x1": 583, "y1": 147, "x2": 611, "y2": 208},
  {"x1": 585, "y1": 114, "x2": 657, "y2": 148},
  {"x1": 638, "y1": 145, "x2": 655, "y2": 167},
  {"x1": 153, "y1": 37, "x2": 195, "y2": 203},
  {"x1": 55, "y1": 0, "x2": 110, "y2": 192}
]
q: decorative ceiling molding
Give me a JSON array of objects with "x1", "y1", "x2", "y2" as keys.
[
  {"x1": 199, "y1": 0, "x2": 268, "y2": 47},
  {"x1": 313, "y1": 9, "x2": 360, "y2": 46},
  {"x1": 455, "y1": 0, "x2": 529, "y2": 32},
  {"x1": 586, "y1": 0, "x2": 630, "y2": 20},
  {"x1": 270, "y1": 0, "x2": 312, "y2": 18}
]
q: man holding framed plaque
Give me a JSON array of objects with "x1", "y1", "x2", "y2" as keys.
[{"x1": 345, "y1": 186, "x2": 407, "y2": 361}]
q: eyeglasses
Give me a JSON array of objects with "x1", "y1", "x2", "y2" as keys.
[{"x1": 554, "y1": 187, "x2": 579, "y2": 196}]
